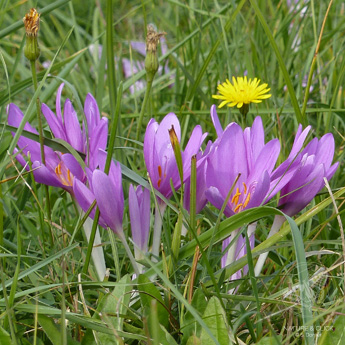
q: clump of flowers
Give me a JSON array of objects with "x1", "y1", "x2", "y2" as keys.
[{"x1": 212, "y1": 76, "x2": 271, "y2": 115}]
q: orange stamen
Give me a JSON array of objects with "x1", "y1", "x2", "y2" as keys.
[
  {"x1": 234, "y1": 203, "x2": 243, "y2": 213},
  {"x1": 231, "y1": 187, "x2": 241, "y2": 205},
  {"x1": 243, "y1": 182, "x2": 247, "y2": 195},
  {"x1": 243, "y1": 192, "x2": 251, "y2": 208}
]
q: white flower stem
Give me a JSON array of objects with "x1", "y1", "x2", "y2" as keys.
[
  {"x1": 83, "y1": 216, "x2": 106, "y2": 281},
  {"x1": 119, "y1": 233, "x2": 140, "y2": 277},
  {"x1": 152, "y1": 202, "x2": 167, "y2": 260},
  {"x1": 225, "y1": 229, "x2": 240, "y2": 267},
  {"x1": 254, "y1": 215, "x2": 285, "y2": 277}
]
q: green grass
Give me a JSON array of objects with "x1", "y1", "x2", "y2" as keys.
[{"x1": 0, "y1": 0, "x2": 345, "y2": 344}]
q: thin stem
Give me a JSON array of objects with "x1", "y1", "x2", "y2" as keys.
[
  {"x1": 135, "y1": 79, "x2": 153, "y2": 144},
  {"x1": 30, "y1": 60, "x2": 45, "y2": 165},
  {"x1": 152, "y1": 201, "x2": 166, "y2": 260},
  {"x1": 254, "y1": 215, "x2": 285, "y2": 277},
  {"x1": 30, "y1": 60, "x2": 52, "y2": 244}
]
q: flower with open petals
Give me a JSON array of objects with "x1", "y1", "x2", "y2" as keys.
[
  {"x1": 42, "y1": 83, "x2": 108, "y2": 170},
  {"x1": 277, "y1": 132, "x2": 339, "y2": 216},
  {"x1": 212, "y1": 76, "x2": 271, "y2": 115},
  {"x1": 7, "y1": 104, "x2": 84, "y2": 194},
  {"x1": 8, "y1": 84, "x2": 108, "y2": 193},
  {"x1": 206, "y1": 106, "x2": 290, "y2": 280}
]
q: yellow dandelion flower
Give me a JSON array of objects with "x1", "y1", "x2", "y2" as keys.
[{"x1": 212, "y1": 76, "x2": 271, "y2": 110}]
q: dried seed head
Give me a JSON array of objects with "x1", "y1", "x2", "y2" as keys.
[
  {"x1": 23, "y1": 8, "x2": 40, "y2": 37},
  {"x1": 146, "y1": 24, "x2": 166, "y2": 53}
]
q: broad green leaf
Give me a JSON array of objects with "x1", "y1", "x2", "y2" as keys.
[
  {"x1": 318, "y1": 316, "x2": 345, "y2": 344},
  {"x1": 200, "y1": 297, "x2": 229, "y2": 345},
  {"x1": 0, "y1": 326, "x2": 12, "y2": 345},
  {"x1": 38, "y1": 315, "x2": 80, "y2": 345},
  {"x1": 138, "y1": 274, "x2": 169, "y2": 329}
]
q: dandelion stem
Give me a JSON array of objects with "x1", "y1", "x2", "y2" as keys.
[{"x1": 30, "y1": 59, "x2": 52, "y2": 244}]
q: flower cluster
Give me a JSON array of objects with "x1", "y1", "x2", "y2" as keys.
[{"x1": 7, "y1": 78, "x2": 338, "y2": 280}]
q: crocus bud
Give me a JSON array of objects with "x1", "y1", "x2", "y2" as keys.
[
  {"x1": 23, "y1": 8, "x2": 40, "y2": 61},
  {"x1": 145, "y1": 24, "x2": 166, "y2": 82}
]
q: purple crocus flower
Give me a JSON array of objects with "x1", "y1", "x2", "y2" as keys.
[
  {"x1": 73, "y1": 150, "x2": 124, "y2": 236},
  {"x1": 7, "y1": 85, "x2": 108, "y2": 193},
  {"x1": 129, "y1": 184, "x2": 151, "y2": 264},
  {"x1": 144, "y1": 112, "x2": 207, "y2": 258},
  {"x1": 206, "y1": 106, "x2": 292, "y2": 279},
  {"x1": 144, "y1": 112, "x2": 207, "y2": 201},
  {"x1": 255, "y1": 126, "x2": 339, "y2": 276},
  {"x1": 277, "y1": 132, "x2": 339, "y2": 216},
  {"x1": 41, "y1": 83, "x2": 108, "y2": 170},
  {"x1": 206, "y1": 109, "x2": 282, "y2": 216},
  {"x1": 7, "y1": 103, "x2": 84, "y2": 194}
]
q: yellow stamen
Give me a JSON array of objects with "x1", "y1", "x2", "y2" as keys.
[
  {"x1": 231, "y1": 187, "x2": 241, "y2": 205},
  {"x1": 234, "y1": 203, "x2": 243, "y2": 213},
  {"x1": 243, "y1": 192, "x2": 251, "y2": 208},
  {"x1": 243, "y1": 182, "x2": 247, "y2": 195},
  {"x1": 55, "y1": 162, "x2": 74, "y2": 187}
]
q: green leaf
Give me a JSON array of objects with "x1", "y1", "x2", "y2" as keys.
[
  {"x1": 84, "y1": 274, "x2": 132, "y2": 344},
  {"x1": 38, "y1": 315, "x2": 80, "y2": 345},
  {"x1": 200, "y1": 297, "x2": 229, "y2": 345},
  {"x1": 256, "y1": 336, "x2": 282, "y2": 345},
  {"x1": 318, "y1": 316, "x2": 345, "y2": 344},
  {"x1": 0, "y1": 326, "x2": 12, "y2": 345},
  {"x1": 138, "y1": 274, "x2": 169, "y2": 329},
  {"x1": 182, "y1": 288, "x2": 208, "y2": 342}
]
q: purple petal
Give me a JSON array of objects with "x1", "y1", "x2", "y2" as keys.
[
  {"x1": 326, "y1": 162, "x2": 339, "y2": 181},
  {"x1": 288, "y1": 125, "x2": 311, "y2": 160},
  {"x1": 246, "y1": 170, "x2": 270, "y2": 208},
  {"x1": 92, "y1": 170, "x2": 123, "y2": 235},
  {"x1": 144, "y1": 119, "x2": 159, "y2": 179},
  {"x1": 41, "y1": 103, "x2": 67, "y2": 141},
  {"x1": 210, "y1": 105, "x2": 223, "y2": 137},
  {"x1": 7, "y1": 103, "x2": 38, "y2": 135},
  {"x1": 205, "y1": 186, "x2": 233, "y2": 217},
  {"x1": 131, "y1": 41, "x2": 146, "y2": 56},
  {"x1": 314, "y1": 134, "x2": 334, "y2": 169},
  {"x1": 56, "y1": 83, "x2": 64, "y2": 124},
  {"x1": 73, "y1": 178, "x2": 107, "y2": 228},
  {"x1": 64, "y1": 100, "x2": 83, "y2": 152},
  {"x1": 84, "y1": 93, "x2": 100, "y2": 133},
  {"x1": 32, "y1": 161, "x2": 66, "y2": 189},
  {"x1": 129, "y1": 184, "x2": 143, "y2": 250},
  {"x1": 61, "y1": 153, "x2": 85, "y2": 182}
]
